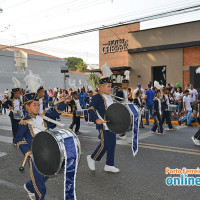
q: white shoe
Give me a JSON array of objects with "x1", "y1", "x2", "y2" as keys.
[
  {"x1": 118, "y1": 135, "x2": 127, "y2": 140},
  {"x1": 150, "y1": 131, "x2": 157, "y2": 134},
  {"x1": 191, "y1": 136, "x2": 200, "y2": 146},
  {"x1": 24, "y1": 184, "x2": 36, "y2": 200},
  {"x1": 87, "y1": 155, "x2": 95, "y2": 171},
  {"x1": 104, "y1": 165, "x2": 120, "y2": 173}
]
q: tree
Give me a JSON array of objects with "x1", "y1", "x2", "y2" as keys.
[
  {"x1": 76, "y1": 60, "x2": 87, "y2": 72},
  {"x1": 88, "y1": 73, "x2": 99, "y2": 89},
  {"x1": 65, "y1": 57, "x2": 83, "y2": 71}
]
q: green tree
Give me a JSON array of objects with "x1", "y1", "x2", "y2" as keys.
[
  {"x1": 76, "y1": 60, "x2": 87, "y2": 72},
  {"x1": 88, "y1": 73, "x2": 99, "y2": 89},
  {"x1": 65, "y1": 57, "x2": 83, "y2": 71}
]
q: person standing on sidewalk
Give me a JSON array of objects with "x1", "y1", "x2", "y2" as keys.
[
  {"x1": 178, "y1": 90, "x2": 193, "y2": 127},
  {"x1": 151, "y1": 90, "x2": 165, "y2": 135},
  {"x1": 144, "y1": 84, "x2": 155, "y2": 125}
]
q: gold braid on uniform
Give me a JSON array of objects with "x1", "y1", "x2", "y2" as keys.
[
  {"x1": 17, "y1": 140, "x2": 28, "y2": 148},
  {"x1": 19, "y1": 119, "x2": 33, "y2": 125},
  {"x1": 93, "y1": 129, "x2": 104, "y2": 160},
  {"x1": 29, "y1": 159, "x2": 42, "y2": 199}
]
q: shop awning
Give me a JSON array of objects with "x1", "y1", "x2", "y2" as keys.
[{"x1": 84, "y1": 66, "x2": 131, "y2": 73}]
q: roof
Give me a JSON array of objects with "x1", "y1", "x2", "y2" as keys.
[
  {"x1": 0, "y1": 44, "x2": 60, "y2": 59},
  {"x1": 128, "y1": 19, "x2": 200, "y2": 34}
]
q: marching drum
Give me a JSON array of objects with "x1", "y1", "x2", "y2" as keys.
[
  {"x1": 75, "y1": 110, "x2": 84, "y2": 117},
  {"x1": 13, "y1": 110, "x2": 22, "y2": 120},
  {"x1": 105, "y1": 103, "x2": 134, "y2": 134},
  {"x1": 168, "y1": 104, "x2": 177, "y2": 112},
  {"x1": 32, "y1": 129, "x2": 81, "y2": 176}
]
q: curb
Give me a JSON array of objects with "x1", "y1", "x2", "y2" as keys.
[{"x1": 62, "y1": 113, "x2": 199, "y2": 127}]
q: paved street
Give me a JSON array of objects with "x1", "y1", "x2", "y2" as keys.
[{"x1": 0, "y1": 114, "x2": 200, "y2": 200}]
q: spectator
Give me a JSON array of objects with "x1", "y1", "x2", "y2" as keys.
[
  {"x1": 178, "y1": 90, "x2": 193, "y2": 127},
  {"x1": 189, "y1": 84, "x2": 198, "y2": 116},
  {"x1": 2, "y1": 95, "x2": 8, "y2": 114},
  {"x1": 137, "y1": 83, "x2": 145, "y2": 95},
  {"x1": 174, "y1": 87, "x2": 183, "y2": 114},
  {"x1": 128, "y1": 88, "x2": 133, "y2": 102},
  {"x1": 44, "y1": 90, "x2": 49, "y2": 108},
  {"x1": 79, "y1": 88, "x2": 87, "y2": 109},
  {"x1": 48, "y1": 88, "x2": 54, "y2": 97},
  {"x1": 144, "y1": 84, "x2": 155, "y2": 125}
]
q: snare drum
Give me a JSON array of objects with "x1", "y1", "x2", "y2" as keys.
[
  {"x1": 105, "y1": 103, "x2": 134, "y2": 134},
  {"x1": 32, "y1": 129, "x2": 81, "y2": 176},
  {"x1": 75, "y1": 110, "x2": 84, "y2": 117},
  {"x1": 13, "y1": 110, "x2": 22, "y2": 120},
  {"x1": 168, "y1": 104, "x2": 177, "y2": 112}
]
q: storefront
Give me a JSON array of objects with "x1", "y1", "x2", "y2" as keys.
[{"x1": 98, "y1": 20, "x2": 200, "y2": 90}]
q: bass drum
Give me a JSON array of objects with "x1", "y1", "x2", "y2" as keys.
[
  {"x1": 105, "y1": 103, "x2": 134, "y2": 134},
  {"x1": 32, "y1": 129, "x2": 81, "y2": 176}
]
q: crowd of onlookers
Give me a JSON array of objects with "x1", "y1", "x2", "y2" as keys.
[
  {"x1": 127, "y1": 82, "x2": 200, "y2": 127},
  {"x1": 0, "y1": 82, "x2": 199, "y2": 128}
]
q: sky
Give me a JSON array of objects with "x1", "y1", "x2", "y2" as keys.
[{"x1": 0, "y1": 0, "x2": 200, "y2": 64}]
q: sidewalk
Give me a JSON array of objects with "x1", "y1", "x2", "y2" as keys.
[{"x1": 62, "y1": 113, "x2": 200, "y2": 127}]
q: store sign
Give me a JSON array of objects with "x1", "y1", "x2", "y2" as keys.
[{"x1": 102, "y1": 39, "x2": 128, "y2": 54}]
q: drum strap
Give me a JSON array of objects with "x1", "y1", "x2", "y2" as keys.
[
  {"x1": 128, "y1": 104, "x2": 139, "y2": 157},
  {"x1": 96, "y1": 111, "x2": 109, "y2": 130},
  {"x1": 64, "y1": 136, "x2": 78, "y2": 200}
]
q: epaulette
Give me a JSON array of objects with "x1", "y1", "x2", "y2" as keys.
[{"x1": 19, "y1": 119, "x2": 33, "y2": 125}]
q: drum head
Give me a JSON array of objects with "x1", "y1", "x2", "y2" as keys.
[
  {"x1": 105, "y1": 103, "x2": 132, "y2": 134},
  {"x1": 32, "y1": 131, "x2": 61, "y2": 176}
]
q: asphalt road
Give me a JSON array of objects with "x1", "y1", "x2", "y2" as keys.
[{"x1": 0, "y1": 114, "x2": 200, "y2": 200}]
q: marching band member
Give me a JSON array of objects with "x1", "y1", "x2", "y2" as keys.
[
  {"x1": 37, "y1": 86, "x2": 45, "y2": 114},
  {"x1": 5, "y1": 77, "x2": 22, "y2": 145},
  {"x1": 151, "y1": 90, "x2": 165, "y2": 135},
  {"x1": 161, "y1": 88, "x2": 176, "y2": 130},
  {"x1": 133, "y1": 90, "x2": 144, "y2": 128},
  {"x1": 69, "y1": 91, "x2": 81, "y2": 134},
  {"x1": 85, "y1": 90, "x2": 93, "y2": 108},
  {"x1": 15, "y1": 73, "x2": 70, "y2": 200},
  {"x1": 115, "y1": 70, "x2": 130, "y2": 139},
  {"x1": 115, "y1": 70, "x2": 130, "y2": 102},
  {"x1": 87, "y1": 63, "x2": 119, "y2": 173}
]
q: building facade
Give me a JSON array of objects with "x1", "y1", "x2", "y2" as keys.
[
  {"x1": 0, "y1": 45, "x2": 67, "y2": 92},
  {"x1": 99, "y1": 20, "x2": 200, "y2": 91}
]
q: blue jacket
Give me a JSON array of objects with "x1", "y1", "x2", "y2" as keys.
[
  {"x1": 14, "y1": 102, "x2": 67, "y2": 155},
  {"x1": 4, "y1": 97, "x2": 22, "y2": 118},
  {"x1": 115, "y1": 90, "x2": 124, "y2": 102},
  {"x1": 88, "y1": 94, "x2": 108, "y2": 130}
]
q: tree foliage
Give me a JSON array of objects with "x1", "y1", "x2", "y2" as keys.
[
  {"x1": 65, "y1": 57, "x2": 84, "y2": 71},
  {"x1": 88, "y1": 73, "x2": 99, "y2": 89},
  {"x1": 76, "y1": 60, "x2": 87, "y2": 72}
]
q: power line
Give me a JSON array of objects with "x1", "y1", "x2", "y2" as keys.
[
  {"x1": 8, "y1": 4, "x2": 200, "y2": 48},
  {"x1": 0, "y1": 53, "x2": 65, "y2": 63}
]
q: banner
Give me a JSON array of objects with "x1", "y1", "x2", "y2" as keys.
[
  {"x1": 128, "y1": 104, "x2": 139, "y2": 157},
  {"x1": 64, "y1": 137, "x2": 78, "y2": 200}
]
